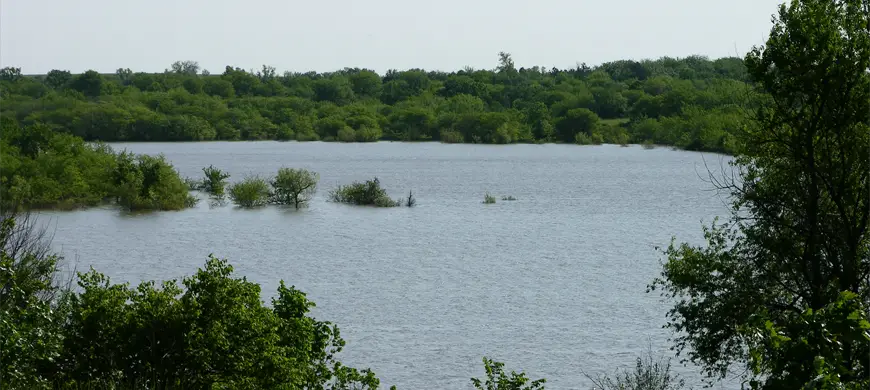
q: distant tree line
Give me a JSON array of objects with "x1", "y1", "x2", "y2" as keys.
[{"x1": 0, "y1": 54, "x2": 755, "y2": 153}]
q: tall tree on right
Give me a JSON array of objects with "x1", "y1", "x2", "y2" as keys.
[{"x1": 651, "y1": 0, "x2": 870, "y2": 388}]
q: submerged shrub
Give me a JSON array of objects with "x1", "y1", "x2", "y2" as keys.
[
  {"x1": 328, "y1": 177, "x2": 399, "y2": 207},
  {"x1": 270, "y1": 168, "x2": 319, "y2": 209},
  {"x1": 112, "y1": 151, "x2": 197, "y2": 211},
  {"x1": 501, "y1": 195, "x2": 517, "y2": 201},
  {"x1": 228, "y1": 175, "x2": 271, "y2": 208},
  {"x1": 405, "y1": 190, "x2": 416, "y2": 207},
  {"x1": 483, "y1": 193, "x2": 496, "y2": 204},
  {"x1": 200, "y1": 165, "x2": 230, "y2": 196}
]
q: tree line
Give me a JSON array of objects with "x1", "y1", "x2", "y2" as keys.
[{"x1": 0, "y1": 53, "x2": 754, "y2": 153}]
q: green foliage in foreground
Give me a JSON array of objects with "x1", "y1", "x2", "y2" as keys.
[
  {"x1": 228, "y1": 175, "x2": 271, "y2": 208},
  {"x1": 650, "y1": 0, "x2": 870, "y2": 388},
  {"x1": 1, "y1": 53, "x2": 756, "y2": 153},
  {"x1": 0, "y1": 117, "x2": 194, "y2": 212},
  {"x1": 328, "y1": 177, "x2": 401, "y2": 207},
  {"x1": 0, "y1": 213, "x2": 387, "y2": 390},
  {"x1": 471, "y1": 358, "x2": 545, "y2": 390}
]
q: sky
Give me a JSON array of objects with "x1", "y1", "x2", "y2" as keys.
[{"x1": 1, "y1": 0, "x2": 785, "y2": 75}]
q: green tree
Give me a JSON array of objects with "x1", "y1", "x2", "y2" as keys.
[
  {"x1": 270, "y1": 168, "x2": 319, "y2": 209},
  {"x1": 200, "y1": 165, "x2": 230, "y2": 196},
  {"x1": 44, "y1": 69, "x2": 72, "y2": 89},
  {"x1": 650, "y1": 0, "x2": 870, "y2": 388},
  {"x1": 471, "y1": 358, "x2": 545, "y2": 390},
  {"x1": 556, "y1": 108, "x2": 599, "y2": 143},
  {"x1": 69, "y1": 70, "x2": 105, "y2": 97}
]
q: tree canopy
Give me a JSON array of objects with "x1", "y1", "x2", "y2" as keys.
[{"x1": 1, "y1": 55, "x2": 756, "y2": 153}]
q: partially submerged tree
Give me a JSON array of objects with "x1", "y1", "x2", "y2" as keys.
[
  {"x1": 270, "y1": 168, "x2": 319, "y2": 209},
  {"x1": 650, "y1": 0, "x2": 870, "y2": 388},
  {"x1": 200, "y1": 165, "x2": 230, "y2": 197}
]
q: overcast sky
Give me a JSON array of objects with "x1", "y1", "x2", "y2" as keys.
[{"x1": 1, "y1": 0, "x2": 784, "y2": 75}]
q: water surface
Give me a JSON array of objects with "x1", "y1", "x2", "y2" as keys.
[{"x1": 40, "y1": 141, "x2": 736, "y2": 389}]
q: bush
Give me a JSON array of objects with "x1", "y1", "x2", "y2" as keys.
[
  {"x1": 200, "y1": 164, "x2": 230, "y2": 196},
  {"x1": 112, "y1": 152, "x2": 198, "y2": 211},
  {"x1": 328, "y1": 177, "x2": 400, "y2": 207},
  {"x1": 484, "y1": 193, "x2": 496, "y2": 204},
  {"x1": 471, "y1": 357, "x2": 545, "y2": 390},
  {"x1": 228, "y1": 175, "x2": 271, "y2": 208},
  {"x1": 585, "y1": 346, "x2": 685, "y2": 390},
  {"x1": 405, "y1": 190, "x2": 416, "y2": 207},
  {"x1": 1, "y1": 212, "x2": 387, "y2": 389},
  {"x1": 501, "y1": 195, "x2": 517, "y2": 201},
  {"x1": 270, "y1": 168, "x2": 319, "y2": 209}
]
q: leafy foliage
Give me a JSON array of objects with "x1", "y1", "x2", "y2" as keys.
[
  {"x1": 328, "y1": 177, "x2": 400, "y2": 207},
  {"x1": 1, "y1": 53, "x2": 760, "y2": 152},
  {"x1": 200, "y1": 164, "x2": 231, "y2": 196},
  {"x1": 228, "y1": 175, "x2": 271, "y2": 208},
  {"x1": 471, "y1": 357, "x2": 546, "y2": 390},
  {"x1": 270, "y1": 167, "x2": 319, "y2": 209},
  {"x1": 0, "y1": 212, "x2": 389, "y2": 389},
  {"x1": 483, "y1": 193, "x2": 496, "y2": 204},
  {"x1": 0, "y1": 118, "x2": 194, "y2": 212},
  {"x1": 649, "y1": 0, "x2": 870, "y2": 387}
]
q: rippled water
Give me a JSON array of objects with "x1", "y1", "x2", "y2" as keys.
[{"x1": 38, "y1": 141, "x2": 737, "y2": 389}]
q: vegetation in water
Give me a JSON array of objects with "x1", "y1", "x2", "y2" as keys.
[
  {"x1": 501, "y1": 195, "x2": 517, "y2": 201},
  {"x1": 405, "y1": 190, "x2": 416, "y2": 207},
  {"x1": 0, "y1": 52, "x2": 759, "y2": 153},
  {"x1": 483, "y1": 193, "x2": 496, "y2": 204},
  {"x1": 0, "y1": 118, "x2": 194, "y2": 212},
  {"x1": 328, "y1": 177, "x2": 401, "y2": 207},
  {"x1": 270, "y1": 167, "x2": 319, "y2": 209},
  {"x1": 199, "y1": 164, "x2": 231, "y2": 196},
  {"x1": 228, "y1": 175, "x2": 271, "y2": 208}
]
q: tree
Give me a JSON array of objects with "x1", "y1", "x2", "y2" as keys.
[
  {"x1": 69, "y1": 70, "x2": 104, "y2": 97},
  {"x1": 650, "y1": 0, "x2": 870, "y2": 388},
  {"x1": 555, "y1": 108, "x2": 599, "y2": 143},
  {"x1": 170, "y1": 60, "x2": 200, "y2": 75},
  {"x1": 270, "y1": 168, "x2": 319, "y2": 209},
  {"x1": 0, "y1": 67, "x2": 22, "y2": 82},
  {"x1": 200, "y1": 165, "x2": 230, "y2": 196},
  {"x1": 44, "y1": 70, "x2": 72, "y2": 89}
]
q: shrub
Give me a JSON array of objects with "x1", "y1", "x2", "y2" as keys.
[
  {"x1": 471, "y1": 357, "x2": 545, "y2": 390},
  {"x1": 228, "y1": 175, "x2": 271, "y2": 208},
  {"x1": 483, "y1": 193, "x2": 496, "y2": 204},
  {"x1": 200, "y1": 165, "x2": 230, "y2": 196},
  {"x1": 0, "y1": 211, "x2": 387, "y2": 389},
  {"x1": 585, "y1": 346, "x2": 685, "y2": 390},
  {"x1": 0, "y1": 212, "x2": 67, "y2": 389},
  {"x1": 112, "y1": 151, "x2": 197, "y2": 211},
  {"x1": 270, "y1": 168, "x2": 319, "y2": 209},
  {"x1": 328, "y1": 177, "x2": 399, "y2": 207},
  {"x1": 501, "y1": 195, "x2": 517, "y2": 201}
]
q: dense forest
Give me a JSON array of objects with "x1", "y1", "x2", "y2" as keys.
[{"x1": 0, "y1": 53, "x2": 754, "y2": 153}]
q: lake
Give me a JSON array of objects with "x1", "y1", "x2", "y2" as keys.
[{"x1": 37, "y1": 141, "x2": 737, "y2": 389}]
